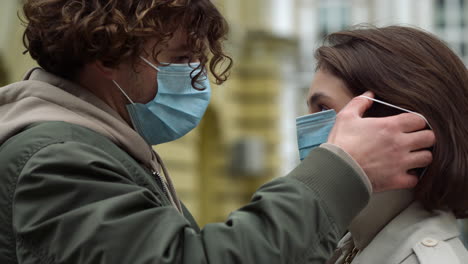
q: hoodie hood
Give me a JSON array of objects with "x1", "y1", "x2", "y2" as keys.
[{"x1": 0, "y1": 68, "x2": 154, "y2": 166}]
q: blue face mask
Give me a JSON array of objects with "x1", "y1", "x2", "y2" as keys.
[
  {"x1": 113, "y1": 57, "x2": 211, "y2": 145},
  {"x1": 296, "y1": 109, "x2": 336, "y2": 161},
  {"x1": 296, "y1": 96, "x2": 432, "y2": 161}
]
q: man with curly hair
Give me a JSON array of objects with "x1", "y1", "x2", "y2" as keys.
[{"x1": 0, "y1": 0, "x2": 435, "y2": 263}]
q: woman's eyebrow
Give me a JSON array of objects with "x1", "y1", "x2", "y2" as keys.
[{"x1": 307, "y1": 92, "x2": 329, "y2": 107}]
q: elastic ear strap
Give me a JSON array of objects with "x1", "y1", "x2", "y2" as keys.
[
  {"x1": 359, "y1": 95, "x2": 433, "y2": 130},
  {"x1": 139, "y1": 56, "x2": 160, "y2": 71},
  {"x1": 112, "y1": 80, "x2": 135, "y2": 105}
]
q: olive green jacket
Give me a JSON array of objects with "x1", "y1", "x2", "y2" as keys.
[{"x1": 0, "y1": 69, "x2": 370, "y2": 263}]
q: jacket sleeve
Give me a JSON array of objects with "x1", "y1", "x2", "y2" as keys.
[{"x1": 13, "y1": 141, "x2": 369, "y2": 264}]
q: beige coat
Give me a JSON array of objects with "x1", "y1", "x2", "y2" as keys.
[{"x1": 328, "y1": 191, "x2": 468, "y2": 264}]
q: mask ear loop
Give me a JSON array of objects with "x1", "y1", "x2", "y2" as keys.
[
  {"x1": 358, "y1": 95, "x2": 433, "y2": 179},
  {"x1": 139, "y1": 56, "x2": 160, "y2": 71},
  {"x1": 112, "y1": 56, "x2": 160, "y2": 105},
  {"x1": 112, "y1": 80, "x2": 135, "y2": 105},
  {"x1": 359, "y1": 95, "x2": 433, "y2": 129}
]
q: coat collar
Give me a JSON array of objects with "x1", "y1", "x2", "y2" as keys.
[
  {"x1": 349, "y1": 202, "x2": 460, "y2": 263},
  {"x1": 349, "y1": 189, "x2": 414, "y2": 250}
]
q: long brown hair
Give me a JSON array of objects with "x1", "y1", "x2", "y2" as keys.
[
  {"x1": 316, "y1": 25, "x2": 468, "y2": 218},
  {"x1": 22, "y1": 0, "x2": 232, "y2": 87}
]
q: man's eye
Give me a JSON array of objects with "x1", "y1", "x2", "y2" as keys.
[{"x1": 172, "y1": 56, "x2": 191, "y2": 63}]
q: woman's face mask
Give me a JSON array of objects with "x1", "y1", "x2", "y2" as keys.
[
  {"x1": 113, "y1": 56, "x2": 211, "y2": 145},
  {"x1": 296, "y1": 96, "x2": 432, "y2": 161}
]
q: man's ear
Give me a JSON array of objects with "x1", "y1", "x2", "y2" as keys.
[{"x1": 89, "y1": 61, "x2": 119, "y2": 80}]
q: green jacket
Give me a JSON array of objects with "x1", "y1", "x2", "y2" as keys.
[{"x1": 0, "y1": 121, "x2": 369, "y2": 263}]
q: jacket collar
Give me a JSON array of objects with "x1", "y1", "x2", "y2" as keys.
[
  {"x1": 349, "y1": 189, "x2": 414, "y2": 250},
  {"x1": 346, "y1": 202, "x2": 460, "y2": 263}
]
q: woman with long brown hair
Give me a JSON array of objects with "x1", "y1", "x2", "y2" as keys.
[{"x1": 306, "y1": 26, "x2": 468, "y2": 263}]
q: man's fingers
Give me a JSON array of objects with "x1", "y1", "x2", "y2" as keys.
[
  {"x1": 392, "y1": 173, "x2": 419, "y2": 190},
  {"x1": 404, "y1": 150, "x2": 433, "y2": 170},
  {"x1": 378, "y1": 173, "x2": 419, "y2": 192},
  {"x1": 403, "y1": 130, "x2": 436, "y2": 151},
  {"x1": 390, "y1": 113, "x2": 429, "y2": 132},
  {"x1": 329, "y1": 91, "x2": 436, "y2": 192},
  {"x1": 342, "y1": 91, "x2": 374, "y2": 118}
]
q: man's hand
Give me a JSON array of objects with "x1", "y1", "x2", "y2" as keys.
[{"x1": 327, "y1": 92, "x2": 435, "y2": 192}]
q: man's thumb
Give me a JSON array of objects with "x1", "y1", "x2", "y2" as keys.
[{"x1": 345, "y1": 91, "x2": 375, "y2": 117}]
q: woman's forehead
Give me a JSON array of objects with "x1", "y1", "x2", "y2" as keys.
[{"x1": 308, "y1": 70, "x2": 352, "y2": 97}]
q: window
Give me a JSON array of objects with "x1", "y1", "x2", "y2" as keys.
[
  {"x1": 318, "y1": 0, "x2": 351, "y2": 38},
  {"x1": 435, "y1": 0, "x2": 468, "y2": 65}
]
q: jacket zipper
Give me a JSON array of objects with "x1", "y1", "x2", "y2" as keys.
[{"x1": 152, "y1": 170, "x2": 170, "y2": 200}]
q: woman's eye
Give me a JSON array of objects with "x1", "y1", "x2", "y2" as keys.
[{"x1": 319, "y1": 105, "x2": 330, "y2": 111}]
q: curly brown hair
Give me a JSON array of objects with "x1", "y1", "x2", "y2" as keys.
[{"x1": 22, "y1": 0, "x2": 232, "y2": 87}]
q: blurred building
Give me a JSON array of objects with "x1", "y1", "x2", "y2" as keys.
[
  {"x1": 0, "y1": 1, "x2": 467, "y2": 235},
  {"x1": 0, "y1": 1, "x2": 37, "y2": 83}
]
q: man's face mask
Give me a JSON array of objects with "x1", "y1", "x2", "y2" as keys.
[
  {"x1": 296, "y1": 95, "x2": 433, "y2": 161},
  {"x1": 113, "y1": 56, "x2": 211, "y2": 145}
]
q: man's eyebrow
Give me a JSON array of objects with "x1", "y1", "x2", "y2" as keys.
[{"x1": 307, "y1": 92, "x2": 328, "y2": 107}]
